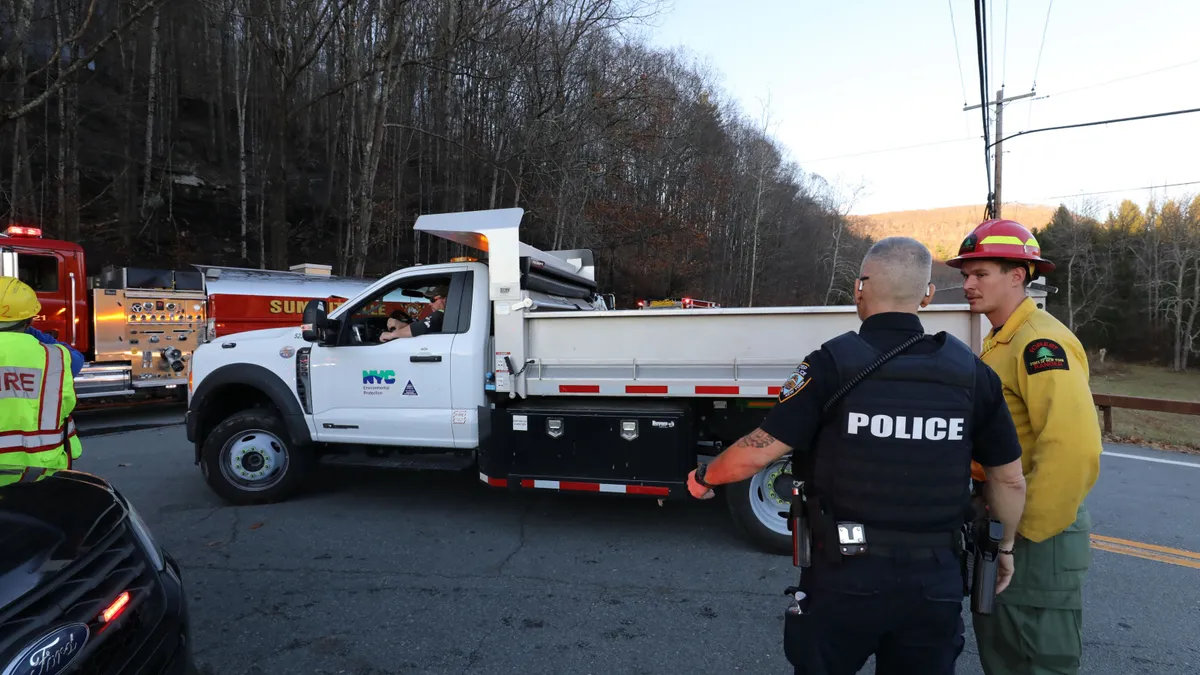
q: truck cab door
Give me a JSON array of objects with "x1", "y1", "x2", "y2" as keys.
[
  {"x1": 6, "y1": 248, "x2": 70, "y2": 342},
  {"x1": 308, "y1": 270, "x2": 472, "y2": 447}
]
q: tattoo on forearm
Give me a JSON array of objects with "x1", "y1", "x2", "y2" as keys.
[{"x1": 738, "y1": 429, "x2": 777, "y2": 449}]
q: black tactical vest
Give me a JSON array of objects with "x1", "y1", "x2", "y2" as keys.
[{"x1": 809, "y1": 330, "x2": 977, "y2": 541}]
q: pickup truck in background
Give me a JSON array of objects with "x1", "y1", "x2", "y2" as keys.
[{"x1": 184, "y1": 207, "x2": 991, "y2": 553}]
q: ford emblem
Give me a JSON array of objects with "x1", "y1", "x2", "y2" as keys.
[{"x1": 1, "y1": 623, "x2": 89, "y2": 675}]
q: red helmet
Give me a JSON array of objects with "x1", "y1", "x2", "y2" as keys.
[{"x1": 945, "y1": 219, "x2": 1056, "y2": 274}]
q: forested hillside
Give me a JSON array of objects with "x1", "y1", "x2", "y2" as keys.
[
  {"x1": 858, "y1": 203, "x2": 1058, "y2": 260},
  {"x1": 0, "y1": 0, "x2": 873, "y2": 308},
  {"x1": 1036, "y1": 198, "x2": 1200, "y2": 371}
]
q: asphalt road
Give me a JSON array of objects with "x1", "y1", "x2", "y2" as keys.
[{"x1": 72, "y1": 423, "x2": 1200, "y2": 675}]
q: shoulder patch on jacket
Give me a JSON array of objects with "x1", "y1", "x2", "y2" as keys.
[
  {"x1": 1023, "y1": 338, "x2": 1069, "y2": 375},
  {"x1": 778, "y1": 362, "x2": 811, "y2": 402}
]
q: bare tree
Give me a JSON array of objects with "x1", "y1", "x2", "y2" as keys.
[{"x1": 1054, "y1": 200, "x2": 1115, "y2": 333}]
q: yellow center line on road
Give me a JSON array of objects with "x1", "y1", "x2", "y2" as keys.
[{"x1": 1090, "y1": 534, "x2": 1200, "y2": 569}]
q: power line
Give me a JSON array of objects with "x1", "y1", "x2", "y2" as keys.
[
  {"x1": 972, "y1": 0, "x2": 995, "y2": 216},
  {"x1": 1031, "y1": 0, "x2": 1054, "y2": 90},
  {"x1": 988, "y1": 105, "x2": 1200, "y2": 148},
  {"x1": 1002, "y1": 0, "x2": 1010, "y2": 86},
  {"x1": 948, "y1": 0, "x2": 969, "y2": 105},
  {"x1": 990, "y1": 0, "x2": 996, "y2": 88},
  {"x1": 1026, "y1": 0, "x2": 1055, "y2": 130},
  {"x1": 1031, "y1": 58, "x2": 1200, "y2": 101},
  {"x1": 1043, "y1": 180, "x2": 1200, "y2": 200}
]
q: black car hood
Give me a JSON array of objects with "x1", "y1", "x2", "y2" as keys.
[{"x1": 0, "y1": 466, "x2": 125, "y2": 613}]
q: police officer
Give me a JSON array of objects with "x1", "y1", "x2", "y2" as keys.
[
  {"x1": 0, "y1": 277, "x2": 82, "y2": 480},
  {"x1": 946, "y1": 219, "x2": 1102, "y2": 675},
  {"x1": 687, "y1": 237, "x2": 1028, "y2": 675}
]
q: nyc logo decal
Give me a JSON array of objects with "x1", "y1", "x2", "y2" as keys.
[{"x1": 362, "y1": 369, "x2": 396, "y2": 396}]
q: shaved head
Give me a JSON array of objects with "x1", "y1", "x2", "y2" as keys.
[{"x1": 858, "y1": 237, "x2": 933, "y2": 310}]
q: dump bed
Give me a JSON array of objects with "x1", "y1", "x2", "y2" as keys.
[
  {"x1": 518, "y1": 304, "x2": 987, "y2": 397},
  {"x1": 413, "y1": 207, "x2": 989, "y2": 400}
]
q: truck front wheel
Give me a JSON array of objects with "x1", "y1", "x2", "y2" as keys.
[
  {"x1": 726, "y1": 457, "x2": 794, "y2": 554},
  {"x1": 200, "y1": 410, "x2": 312, "y2": 505}
]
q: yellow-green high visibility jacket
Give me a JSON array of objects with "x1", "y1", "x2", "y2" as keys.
[{"x1": 0, "y1": 331, "x2": 81, "y2": 473}]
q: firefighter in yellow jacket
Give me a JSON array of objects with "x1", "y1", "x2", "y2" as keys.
[
  {"x1": 0, "y1": 276, "x2": 82, "y2": 484},
  {"x1": 947, "y1": 219, "x2": 1102, "y2": 675}
]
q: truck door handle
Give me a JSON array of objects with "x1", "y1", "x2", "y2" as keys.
[{"x1": 410, "y1": 355, "x2": 442, "y2": 363}]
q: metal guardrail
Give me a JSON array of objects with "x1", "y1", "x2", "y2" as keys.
[{"x1": 1093, "y1": 393, "x2": 1200, "y2": 435}]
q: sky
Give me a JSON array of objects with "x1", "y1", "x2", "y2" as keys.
[{"x1": 635, "y1": 0, "x2": 1200, "y2": 217}]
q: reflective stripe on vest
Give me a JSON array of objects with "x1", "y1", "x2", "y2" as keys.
[{"x1": 0, "y1": 343, "x2": 72, "y2": 453}]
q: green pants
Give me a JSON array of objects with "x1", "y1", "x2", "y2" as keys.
[{"x1": 972, "y1": 506, "x2": 1092, "y2": 675}]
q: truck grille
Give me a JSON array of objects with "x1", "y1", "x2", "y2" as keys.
[{"x1": 0, "y1": 502, "x2": 165, "y2": 675}]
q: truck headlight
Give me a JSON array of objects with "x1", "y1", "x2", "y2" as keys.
[{"x1": 126, "y1": 501, "x2": 166, "y2": 572}]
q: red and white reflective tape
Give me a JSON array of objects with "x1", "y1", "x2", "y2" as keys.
[
  {"x1": 479, "y1": 472, "x2": 670, "y2": 497},
  {"x1": 528, "y1": 383, "x2": 782, "y2": 397},
  {"x1": 0, "y1": 419, "x2": 77, "y2": 453}
]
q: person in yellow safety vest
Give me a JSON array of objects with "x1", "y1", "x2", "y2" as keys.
[
  {"x1": 0, "y1": 464, "x2": 60, "y2": 487},
  {"x1": 0, "y1": 277, "x2": 82, "y2": 480},
  {"x1": 946, "y1": 219, "x2": 1103, "y2": 675}
]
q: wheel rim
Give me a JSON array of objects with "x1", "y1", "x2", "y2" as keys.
[
  {"x1": 748, "y1": 458, "x2": 793, "y2": 536},
  {"x1": 219, "y1": 428, "x2": 289, "y2": 491}
]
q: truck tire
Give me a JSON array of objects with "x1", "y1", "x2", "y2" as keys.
[
  {"x1": 199, "y1": 410, "x2": 312, "y2": 505},
  {"x1": 726, "y1": 457, "x2": 793, "y2": 554}
]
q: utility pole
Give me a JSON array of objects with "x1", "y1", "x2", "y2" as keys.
[{"x1": 965, "y1": 86, "x2": 1036, "y2": 219}]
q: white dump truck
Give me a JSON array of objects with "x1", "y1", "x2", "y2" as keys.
[{"x1": 185, "y1": 208, "x2": 990, "y2": 552}]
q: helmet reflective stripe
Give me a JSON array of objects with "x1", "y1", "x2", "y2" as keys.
[
  {"x1": 978, "y1": 235, "x2": 1022, "y2": 245},
  {"x1": 979, "y1": 235, "x2": 1037, "y2": 247}
]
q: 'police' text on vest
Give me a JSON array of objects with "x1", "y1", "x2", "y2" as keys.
[{"x1": 846, "y1": 412, "x2": 965, "y2": 441}]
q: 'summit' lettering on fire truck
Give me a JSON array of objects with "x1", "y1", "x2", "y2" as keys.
[{"x1": 267, "y1": 298, "x2": 422, "y2": 318}]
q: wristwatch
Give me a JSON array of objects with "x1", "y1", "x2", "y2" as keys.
[
  {"x1": 999, "y1": 546, "x2": 1015, "y2": 555},
  {"x1": 694, "y1": 463, "x2": 715, "y2": 489}
]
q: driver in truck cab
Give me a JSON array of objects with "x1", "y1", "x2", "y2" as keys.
[{"x1": 380, "y1": 285, "x2": 448, "y2": 342}]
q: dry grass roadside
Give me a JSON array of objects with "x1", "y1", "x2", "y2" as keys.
[{"x1": 1088, "y1": 359, "x2": 1200, "y2": 453}]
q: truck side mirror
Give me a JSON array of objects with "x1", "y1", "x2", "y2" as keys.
[{"x1": 301, "y1": 299, "x2": 328, "y2": 342}]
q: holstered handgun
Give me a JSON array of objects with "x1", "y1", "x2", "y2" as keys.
[
  {"x1": 790, "y1": 479, "x2": 811, "y2": 568},
  {"x1": 970, "y1": 518, "x2": 1004, "y2": 615}
]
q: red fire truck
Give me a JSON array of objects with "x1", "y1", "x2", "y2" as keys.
[
  {"x1": 0, "y1": 225, "x2": 379, "y2": 400},
  {"x1": 636, "y1": 297, "x2": 721, "y2": 309}
]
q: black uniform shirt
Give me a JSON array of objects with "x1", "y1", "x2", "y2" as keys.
[
  {"x1": 410, "y1": 309, "x2": 445, "y2": 337},
  {"x1": 760, "y1": 312, "x2": 1021, "y2": 469}
]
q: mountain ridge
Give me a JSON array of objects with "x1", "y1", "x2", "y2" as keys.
[{"x1": 853, "y1": 203, "x2": 1059, "y2": 260}]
